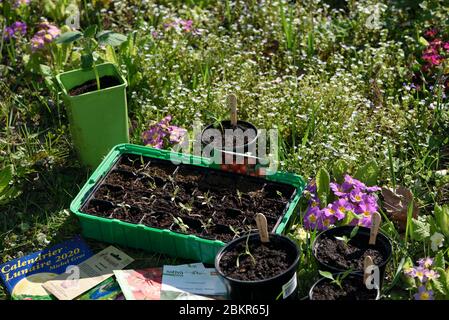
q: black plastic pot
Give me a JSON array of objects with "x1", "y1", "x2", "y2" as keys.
[
  {"x1": 201, "y1": 120, "x2": 259, "y2": 162},
  {"x1": 309, "y1": 272, "x2": 380, "y2": 300},
  {"x1": 215, "y1": 233, "x2": 300, "y2": 300},
  {"x1": 312, "y1": 226, "x2": 392, "y2": 287}
]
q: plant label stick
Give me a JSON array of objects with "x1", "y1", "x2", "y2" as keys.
[
  {"x1": 227, "y1": 94, "x2": 238, "y2": 128},
  {"x1": 363, "y1": 255, "x2": 374, "y2": 285},
  {"x1": 255, "y1": 213, "x2": 270, "y2": 243},
  {"x1": 369, "y1": 212, "x2": 381, "y2": 245}
]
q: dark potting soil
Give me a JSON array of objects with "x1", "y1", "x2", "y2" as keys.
[
  {"x1": 80, "y1": 153, "x2": 296, "y2": 242},
  {"x1": 219, "y1": 239, "x2": 293, "y2": 281},
  {"x1": 315, "y1": 234, "x2": 387, "y2": 271},
  {"x1": 68, "y1": 76, "x2": 121, "y2": 96},
  {"x1": 202, "y1": 121, "x2": 257, "y2": 150},
  {"x1": 312, "y1": 276, "x2": 377, "y2": 300}
]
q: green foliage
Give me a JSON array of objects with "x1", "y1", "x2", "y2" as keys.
[
  {"x1": 56, "y1": 26, "x2": 126, "y2": 69},
  {"x1": 0, "y1": 165, "x2": 20, "y2": 205},
  {"x1": 410, "y1": 218, "x2": 430, "y2": 242},
  {"x1": 332, "y1": 160, "x2": 349, "y2": 184},
  {"x1": 434, "y1": 204, "x2": 449, "y2": 238},
  {"x1": 316, "y1": 168, "x2": 330, "y2": 207},
  {"x1": 354, "y1": 160, "x2": 379, "y2": 186}
]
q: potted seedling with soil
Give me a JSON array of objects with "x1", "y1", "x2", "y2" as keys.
[
  {"x1": 215, "y1": 213, "x2": 301, "y2": 300},
  {"x1": 312, "y1": 212, "x2": 392, "y2": 286},
  {"x1": 201, "y1": 94, "x2": 260, "y2": 175},
  {"x1": 309, "y1": 268, "x2": 380, "y2": 300},
  {"x1": 55, "y1": 26, "x2": 129, "y2": 168}
]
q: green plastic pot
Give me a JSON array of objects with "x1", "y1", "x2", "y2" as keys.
[{"x1": 56, "y1": 62, "x2": 129, "y2": 168}]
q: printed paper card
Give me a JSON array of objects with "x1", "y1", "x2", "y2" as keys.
[{"x1": 43, "y1": 246, "x2": 134, "y2": 300}]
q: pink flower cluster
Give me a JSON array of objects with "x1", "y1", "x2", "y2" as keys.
[
  {"x1": 303, "y1": 175, "x2": 381, "y2": 231},
  {"x1": 30, "y1": 20, "x2": 60, "y2": 52},
  {"x1": 421, "y1": 36, "x2": 449, "y2": 70},
  {"x1": 162, "y1": 18, "x2": 202, "y2": 36},
  {"x1": 409, "y1": 28, "x2": 449, "y2": 94},
  {"x1": 13, "y1": 0, "x2": 30, "y2": 8},
  {"x1": 142, "y1": 115, "x2": 187, "y2": 149},
  {"x1": 3, "y1": 21, "x2": 27, "y2": 40},
  {"x1": 404, "y1": 257, "x2": 439, "y2": 300}
]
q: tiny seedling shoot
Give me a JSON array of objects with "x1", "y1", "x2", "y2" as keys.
[
  {"x1": 235, "y1": 213, "x2": 269, "y2": 269},
  {"x1": 56, "y1": 26, "x2": 127, "y2": 91},
  {"x1": 236, "y1": 233, "x2": 256, "y2": 268},
  {"x1": 334, "y1": 225, "x2": 359, "y2": 246},
  {"x1": 318, "y1": 269, "x2": 353, "y2": 290},
  {"x1": 173, "y1": 216, "x2": 189, "y2": 233}
]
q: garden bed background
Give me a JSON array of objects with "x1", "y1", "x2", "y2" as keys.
[{"x1": 70, "y1": 144, "x2": 306, "y2": 263}]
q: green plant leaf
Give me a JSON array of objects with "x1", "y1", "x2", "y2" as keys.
[
  {"x1": 83, "y1": 25, "x2": 97, "y2": 38},
  {"x1": 0, "y1": 185, "x2": 21, "y2": 205},
  {"x1": 354, "y1": 160, "x2": 379, "y2": 186},
  {"x1": 434, "y1": 251, "x2": 445, "y2": 269},
  {"x1": 418, "y1": 36, "x2": 429, "y2": 47},
  {"x1": 410, "y1": 218, "x2": 430, "y2": 241},
  {"x1": 435, "y1": 267, "x2": 449, "y2": 298},
  {"x1": 316, "y1": 167, "x2": 330, "y2": 207},
  {"x1": 39, "y1": 64, "x2": 53, "y2": 77},
  {"x1": 433, "y1": 267, "x2": 447, "y2": 297},
  {"x1": 435, "y1": 204, "x2": 449, "y2": 238},
  {"x1": 350, "y1": 225, "x2": 360, "y2": 239},
  {"x1": 55, "y1": 31, "x2": 83, "y2": 44},
  {"x1": 332, "y1": 159, "x2": 349, "y2": 184},
  {"x1": 404, "y1": 200, "x2": 415, "y2": 243},
  {"x1": 97, "y1": 31, "x2": 127, "y2": 47},
  {"x1": 342, "y1": 210, "x2": 359, "y2": 226},
  {"x1": 81, "y1": 54, "x2": 94, "y2": 69},
  {"x1": 0, "y1": 165, "x2": 13, "y2": 194},
  {"x1": 318, "y1": 270, "x2": 334, "y2": 281},
  {"x1": 383, "y1": 257, "x2": 407, "y2": 293}
]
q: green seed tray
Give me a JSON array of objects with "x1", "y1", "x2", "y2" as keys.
[{"x1": 70, "y1": 144, "x2": 306, "y2": 264}]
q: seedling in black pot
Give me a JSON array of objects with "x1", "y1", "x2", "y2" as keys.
[
  {"x1": 312, "y1": 224, "x2": 392, "y2": 287},
  {"x1": 309, "y1": 271, "x2": 380, "y2": 300},
  {"x1": 201, "y1": 94, "x2": 259, "y2": 174},
  {"x1": 215, "y1": 213, "x2": 300, "y2": 300}
]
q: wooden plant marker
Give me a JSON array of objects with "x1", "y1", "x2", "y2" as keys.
[
  {"x1": 369, "y1": 212, "x2": 381, "y2": 245},
  {"x1": 227, "y1": 94, "x2": 238, "y2": 128},
  {"x1": 255, "y1": 213, "x2": 270, "y2": 243},
  {"x1": 363, "y1": 255, "x2": 374, "y2": 284}
]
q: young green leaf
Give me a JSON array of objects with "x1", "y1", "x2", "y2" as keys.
[
  {"x1": 404, "y1": 200, "x2": 415, "y2": 244},
  {"x1": 39, "y1": 64, "x2": 53, "y2": 77},
  {"x1": 434, "y1": 251, "x2": 445, "y2": 269},
  {"x1": 81, "y1": 54, "x2": 94, "y2": 69},
  {"x1": 432, "y1": 268, "x2": 446, "y2": 297},
  {"x1": 350, "y1": 225, "x2": 359, "y2": 239},
  {"x1": 410, "y1": 218, "x2": 430, "y2": 242},
  {"x1": 354, "y1": 160, "x2": 379, "y2": 186},
  {"x1": 319, "y1": 270, "x2": 334, "y2": 281},
  {"x1": 97, "y1": 31, "x2": 127, "y2": 47},
  {"x1": 316, "y1": 167, "x2": 330, "y2": 206},
  {"x1": 55, "y1": 31, "x2": 83, "y2": 44},
  {"x1": 418, "y1": 36, "x2": 429, "y2": 47},
  {"x1": 0, "y1": 165, "x2": 13, "y2": 194},
  {"x1": 332, "y1": 159, "x2": 349, "y2": 184},
  {"x1": 341, "y1": 210, "x2": 359, "y2": 226},
  {"x1": 83, "y1": 25, "x2": 97, "y2": 38}
]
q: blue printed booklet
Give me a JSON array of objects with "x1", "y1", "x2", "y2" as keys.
[{"x1": 0, "y1": 235, "x2": 93, "y2": 300}]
